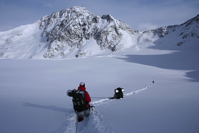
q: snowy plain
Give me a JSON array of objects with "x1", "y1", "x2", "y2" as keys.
[{"x1": 0, "y1": 45, "x2": 199, "y2": 133}]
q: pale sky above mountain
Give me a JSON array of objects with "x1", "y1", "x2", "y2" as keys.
[{"x1": 0, "y1": 0, "x2": 199, "y2": 32}]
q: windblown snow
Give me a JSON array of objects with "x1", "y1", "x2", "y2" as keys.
[{"x1": 0, "y1": 6, "x2": 199, "y2": 133}]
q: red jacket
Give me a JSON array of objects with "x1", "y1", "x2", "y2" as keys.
[{"x1": 78, "y1": 86, "x2": 91, "y2": 107}]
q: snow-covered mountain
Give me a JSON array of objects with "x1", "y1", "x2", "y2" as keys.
[
  {"x1": 138, "y1": 14, "x2": 199, "y2": 49},
  {"x1": 0, "y1": 6, "x2": 198, "y2": 59},
  {"x1": 39, "y1": 6, "x2": 136, "y2": 58}
]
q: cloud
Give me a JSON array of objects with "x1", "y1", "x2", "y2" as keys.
[{"x1": 137, "y1": 23, "x2": 158, "y2": 31}]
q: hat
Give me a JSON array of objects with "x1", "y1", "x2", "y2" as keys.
[{"x1": 80, "y1": 82, "x2": 85, "y2": 86}]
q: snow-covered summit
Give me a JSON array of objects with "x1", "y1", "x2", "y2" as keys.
[
  {"x1": 38, "y1": 6, "x2": 135, "y2": 58},
  {"x1": 0, "y1": 7, "x2": 198, "y2": 59}
]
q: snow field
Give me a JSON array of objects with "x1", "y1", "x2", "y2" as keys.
[{"x1": 0, "y1": 52, "x2": 199, "y2": 133}]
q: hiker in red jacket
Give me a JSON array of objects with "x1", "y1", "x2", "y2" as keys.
[
  {"x1": 78, "y1": 82, "x2": 91, "y2": 108},
  {"x1": 77, "y1": 82, "x2": 91, "y2": 121}
]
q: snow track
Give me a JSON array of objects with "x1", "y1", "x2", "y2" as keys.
[
  {"x1": 124, "y1": 84, "x2": 152, "y2": 96},
  {"x1": 91, "y1": 84, "x2": 152, "y2": 106},
  {"x1": 54, "y1": 111, "x2": 113, "y2": 133},
  {"x1": 59, "y1": 84, "x2": 152, "y2": 133},
  {"x1": 76, "y1": 111, "x2": 113, "y2": 133}
]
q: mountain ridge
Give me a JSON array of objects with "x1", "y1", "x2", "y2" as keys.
[{"x1": 0, "y1": 6, "x2": 198, "y2": 59}]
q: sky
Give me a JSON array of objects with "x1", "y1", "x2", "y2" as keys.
[{"x1": 0, "y1": 0, "x2": 199, "y2": 32}]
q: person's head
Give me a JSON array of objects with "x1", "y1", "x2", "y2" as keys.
[{"x1": 79, "y1": 82, "x2": 85, "y2": 87}]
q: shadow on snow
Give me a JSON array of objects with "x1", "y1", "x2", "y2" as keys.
[
  {"x1": 22, "y1": 102, "x2": 72, "y2": 113},
  {"x1": 117, "y1": 50, "x2": 199, "y2": 82}
]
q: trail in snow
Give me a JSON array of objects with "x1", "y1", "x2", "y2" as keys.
[
  {"x1": 124, "y1": 84, "x2": 152, "y2": 96},
  {"x1": 54, "y1": 112, "x2": 76, "y2": 133},
  {"x1": 91, "y1": 84, "x2": 152, "y2": 107},
  {"x1": 57, "y1": 84, "x2": 152, "y2": 133},
  {"x1": 53, "y1": 111, "x2": 113, "y2": 133}
]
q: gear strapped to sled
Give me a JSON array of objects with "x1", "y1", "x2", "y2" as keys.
[
  {"x1": 114, "y1": 87, "x2": 124, "y2": 99},
  {"x1": 67, "y1": 89, "x2": 87, "y2": 112}
]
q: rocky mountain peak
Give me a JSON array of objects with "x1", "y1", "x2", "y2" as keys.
[{"x1": 37, "y1": 7, "x2": 134, "y2": 58}]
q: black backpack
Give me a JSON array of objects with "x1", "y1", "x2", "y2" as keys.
[
  {"x1": 114, "y1": 87, "x2": 124, "y2": 99},
  {"x1": 67, "y1": 89, "x2": 87, "y2": 112}
]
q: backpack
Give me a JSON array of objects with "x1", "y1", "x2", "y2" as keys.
[
  {"x1": 114, "y1": 87, "x2": 124, "y2": 99},
  {"x1": 67, "y1": 89, "x2": 87, "y2": 112}
]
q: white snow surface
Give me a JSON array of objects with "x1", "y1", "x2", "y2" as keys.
[
  {"x1": 0, "y1": 8, "x2": 199, "y2": 133},
  {"x1": 0, "y1": 46, "x2": 199, "y2": 133}
]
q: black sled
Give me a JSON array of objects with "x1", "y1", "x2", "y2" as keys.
[{"x1": 110, "y1": 87, "x2": 124, "y2": 99}]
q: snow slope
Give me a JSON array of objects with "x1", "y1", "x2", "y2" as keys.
[
  {"x1": 0, "y1": 46, "x2": 199, "y2": 133},
  {"x1": 0, "y1": 6, "x2": 198, "y2": 59}
]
